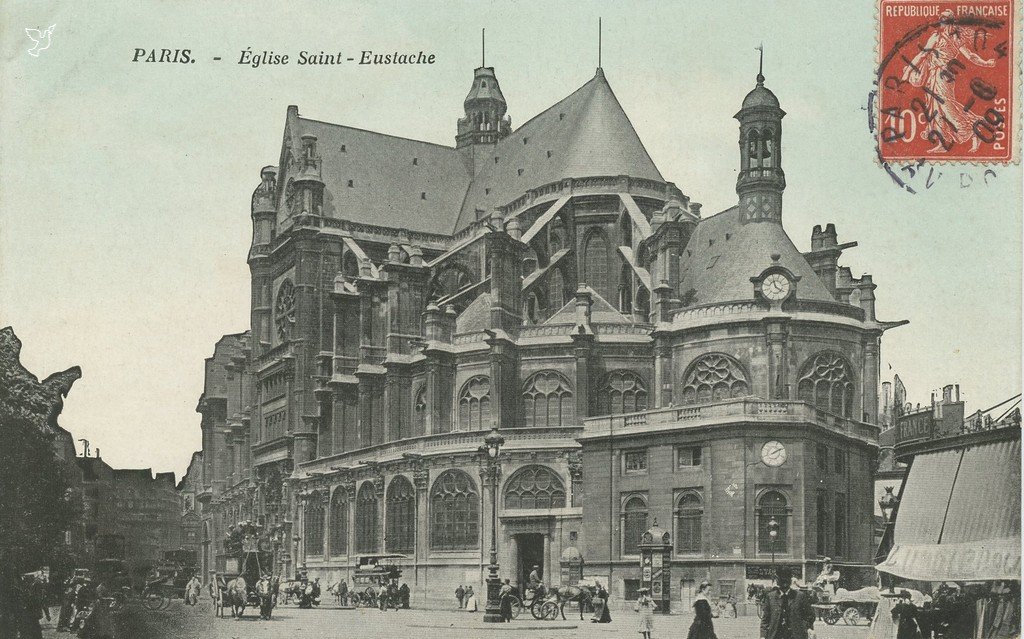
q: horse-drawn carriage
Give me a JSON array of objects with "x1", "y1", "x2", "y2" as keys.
[
  {"x1": 508, "y1": 583, "x2": 594, "y2": 621},
  {"x1": 352, "y1": 554, "x2": 405, "y2": 608},
  {"x1": 215, "y1": 550, "x2": 273, "y2": 619}
]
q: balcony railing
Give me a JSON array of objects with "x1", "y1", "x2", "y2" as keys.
[{"x1": 581, "y1": 398, "x2": 878, "y2": 442}]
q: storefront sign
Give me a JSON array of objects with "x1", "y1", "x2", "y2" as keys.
[
  {"x1": 879, "y1": 539, "x2": 1020, "y2": 582},
  {"x1": 745, "y1": 564, "x2": 803, "y2": 580},
  {"x1": 896, "y1": 412, "x2": 933, "y2": 445}
]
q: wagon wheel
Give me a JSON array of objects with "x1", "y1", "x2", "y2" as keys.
[
  {"x1": 542, "y1": 601, "x2": 560, "y2": 620},
  {"x1": 530, "y1": 599, "x2": 546, "y2": 620},
  {"x1": 143, "y1": 590, "x2": 165, "y2": 611},
  {"x1": 509, "y1": 595, "x2": 524, "y2": 619},
  {"x1": 843, "y1": 606, "x2": 862, "y2": 625},
  {"x1": 823, "y1": 607, "x2": 841, "y2": 625},
  {"x1": 160, "y1": 594, "x2": 172, "y2": 610}
]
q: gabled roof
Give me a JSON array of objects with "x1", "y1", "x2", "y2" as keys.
[
  {"x1": 291, "y1": 116, "x2": 472, "y2": 235},
  {"x1": 677, "y1": 207, "x2": 834, "y2": 307},
  {"x1": 454, "y1": 70, "x2": 664, "y2": 231},
  {"x1": 543, "y1": 285, "x2": 633, "y2": 326}
]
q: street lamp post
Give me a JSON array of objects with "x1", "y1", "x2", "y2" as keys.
[
  {"x1": 876, "y1": 486, "x2": 900, "y2": 569},
  {"x1": 480, "y1": 427, "x2": 505, "y2": 623},
  {"x1": 767, "y1": 517, "x2": 779, "y2": 568}
]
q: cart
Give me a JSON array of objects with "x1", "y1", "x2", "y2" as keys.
[
  {"x1": 812, "y1": 586, "x2": 880, "y2": 626},
  {"x1": 353, "y1": 554, "x2": 406, "y2": 608}
]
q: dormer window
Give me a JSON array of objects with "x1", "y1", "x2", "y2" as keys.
[
  {"x1": 481, "y1": 80, "x2": 487, "y2": 88},
  {"x1": 546, "y1": 150, "x2": 552, "y2": 158},
  {"x1": 523, "y1": 137, "x2": 529, "y2": 145},
  {"x1": 412, "y1": 158, "x2": 418, "y2": 166},
  {"x1": 485, "y1": 188, "x2": 491, "y2": 195},
  {"x1": 494, "y1": 157, "x2": 499, "y2": 164},
  {"x1": 347, "y1": 180, "x2": 354, "y2": 188},
  {"x1": 341, "y1": 144, "x2": 346, "y2": 152},
  {"x1": 559, "y1": 113, "x2": 565, "y2": 120},
  {"x1": 517, "y1": 168, "x2": 524, "y2": 176}
]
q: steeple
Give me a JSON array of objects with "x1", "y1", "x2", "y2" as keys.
[
  {"x1": 735, "y1": 49, "x2": 786, "y2": 224},
  {"x1": 456, "y1": 59, "x2": 511, "y2": 149}
]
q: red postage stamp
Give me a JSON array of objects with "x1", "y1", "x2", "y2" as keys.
[{"x1": 877, "y1": 0, "x2": 1017, "y2": 163}]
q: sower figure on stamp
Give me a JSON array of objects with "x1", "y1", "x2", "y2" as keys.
[
  {"x1": 760, "y1": 567, "x2": 814, "y2": 639},
  {"x1": 901, "y1": 9, "x2": 997, "y2": 153}
]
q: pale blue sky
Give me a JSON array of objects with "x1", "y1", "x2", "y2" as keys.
[{"x1": 1, "y1": 0, "x2": 1020, "y2": 478}]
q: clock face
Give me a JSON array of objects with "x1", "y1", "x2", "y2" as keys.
[
  {"x1": 761, "y1": 272, "x2": 792, "y2": 301},
  {"x1": 761, "y1": 441, "x2": 787, "y2": 467}
]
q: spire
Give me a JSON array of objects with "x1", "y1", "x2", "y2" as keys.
[
  {"x1": 482, "y1": 28, "x2": 486, "y2": 67},
  {"x1": 756, "y1": 43, "x2": 764, "y2": 84},
  {"x1": 598, "y1": 18, "x2": 602, "y2": 71}
]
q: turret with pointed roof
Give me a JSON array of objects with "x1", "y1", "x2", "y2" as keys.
[
  {"x1": 457, "y1": 66, "x2": 512, "y2": 150},
  {"x1": 735, "y1": 58, "x2": 786, "y2": 224}
]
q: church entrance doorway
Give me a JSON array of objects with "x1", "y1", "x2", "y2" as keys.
[{"x1": 515, "y1": 533, "x2": 545, "y2": 589}]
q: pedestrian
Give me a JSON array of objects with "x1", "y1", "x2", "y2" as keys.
[
  {"x1": 687, "y1": 581, "x2": 717, "y2": 639},
  {"x1": 399, "y1": 582, "x2": 410, "y2": 609},
  {"x1": 185, "y1": 573, "x2": 202, "y2": 606},
  {"x1": 455, "y1": 584, "x2": 465, "y2": 609},
  {"x1": 891, "y1": 590, "x2": 923, "y2": 639},
  {"x1": 760, "y1": 567, "x2": 815, "y2": 639},
  {"x1": 634, "y1": 587, "x2": 656, "y2": 639},
  {"x1": 465, "y1": 585, "x2": 478, "y2": 612},
  {"x1": 591, "y1": 581, "x2": 612, "y2": 623},
  {"x1": 338, "y1": 578, "x2": 348, "y2": 606},
  {"x1": 499, "y1": 579, "x2": 514, "y2": 622},
  {"x1": 57, "y1": 576, "x2": 77, "y2": 631},
  {"x1": 256, "y1": 574, "x2": 273, "y2": 620}
]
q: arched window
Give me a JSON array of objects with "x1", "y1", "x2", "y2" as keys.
[
  {"x1": 342, "y1": 251, "x2": 359, "y2": 278},
  {"x1": 797, "y1": 352, "x2": 855, "y2": 418},
  {"x1": 355, "y1": 482, "x2": 379, "y2": 553},
  {"x1": 635, "y1": 286, "x2": 650, "y2": 320},
  {"x1": 522, "y1": 371, "x2": 574, "y2": 428},
  {"x1": 675, "y1": 492, "x2": 703, "y2": 554},
  {"x1": 413, "y1": 386, "x2": 427, "y2": 435},
  {"x1": 622, "y1": 495, "x2": 648, "y2": 554},
  {"x1": 549, "y1": 267, "x2": 567, "y2": 311},
  {"x1": 596, "y1": 371, "x2": 649, "y2": 416},
  {"x1": 798, "y1": 352, "x2": 856, "y2": 417},
  {"x1": 582, "y1": 229, "x2": 614, "y2": 304},
  {"x1": 757, "y1": 490, "x2": 789, "y2": 553},
  {"x1": 329, "y1": 488, "x2": 349, "y2": 557},
  {"x1": 430, "y1": 265, "x2": 472, "y2": 301},
  {"x1": 385, "y1": 476, "x2": 416, "y2": 554},
  {"x1": 458, "y1": 376, "x2": 492, "y2": 431},
  {"x1": 681, "y1": 354, "x2": 750, "y2": 404},
  {"x1": 430, "y1": 470, "x2": 479, "y2": 550},
  {"x1": 524, "y1": 292, "x2": 542, "y2": 325},
  {"x1": 304, "y1": 495, "x2": 325, "y2": 557},
  {"x1": 504, "y1": 466, "x2": 566, "y2": 509},
  {"x1": 619, "y1": 264, "x2": 633, "y2": 313},
  {"x1": 747, "y1": 129, "x2": 761, "y2": 165}
]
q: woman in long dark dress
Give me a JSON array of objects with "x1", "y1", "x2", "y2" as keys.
[
  {"x1": 687, "y1": 581, "x2": 717, "y2": 639},
  {"x1": 591, "y1": 582, "x2": 612, "y2": 623}
]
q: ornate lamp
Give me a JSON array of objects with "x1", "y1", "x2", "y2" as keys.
[
  {"x1": 767, "y1": 517, "x2": 780, "y2": 567},
  {"x1": 480, "y1": 427, "x2": 505, "y2": 623},
  {"x1": 878, "y1": 486, "x2": 899, "y2": 524}
]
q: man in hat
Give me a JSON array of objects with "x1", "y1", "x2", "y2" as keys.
[
  {"x1": 760, "y1": 567, "x2": 814, "y2": 639},
  {"x1": 527, "y1": 565, "x2": 542, "y2": 592}
]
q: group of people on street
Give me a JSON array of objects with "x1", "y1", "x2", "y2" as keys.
[{"x1": 454, "y1": 584, "x2": 477, "y2": 611}]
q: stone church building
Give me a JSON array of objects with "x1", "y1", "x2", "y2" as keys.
[{"x1": 183, "y1": 59, "x2": 903, "y2": 607}]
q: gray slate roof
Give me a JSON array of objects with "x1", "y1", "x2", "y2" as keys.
[
  {"x1": 677, "y1": 207, "x2": 834, "y2": 307},
  {"x1": 285, "y1": 69, "x2": 664, "y2": 236}
]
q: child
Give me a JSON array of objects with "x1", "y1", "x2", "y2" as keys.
[{"x1": 635, "y1": 587, "x2": 656, "y2": 639}]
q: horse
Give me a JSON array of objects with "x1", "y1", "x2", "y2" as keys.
[
  {"x1": 224, "y1": 577, "x2": 248, "y2": 619},
  {"x1": 547, "y1": 585, "x2": 594, "y2": 620},
  {"x1": 747, "y1": 583, "x2": 769, "y2": 618}
]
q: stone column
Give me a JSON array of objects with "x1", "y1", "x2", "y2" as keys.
[{"x1": 765, "y1": 319, "x2": 789, "y2": 400}]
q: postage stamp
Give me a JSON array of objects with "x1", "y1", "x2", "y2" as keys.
[{"x1": 876, "y1": 0, "x2": 1017, "y2": 163}]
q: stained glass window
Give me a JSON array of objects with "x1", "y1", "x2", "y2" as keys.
[
  {"x1": 583, "y1": 229, "x2": 613, "y2": 304},
  {"x1": 457, "y1": 376, "x2": 491, "y2": 431},
  {"x1": 329, "y1": 488, "x2": 349, "y2": 557},
  {"x1": 596, "y1": 371, "x2": 649, "y2": 416},
  {"x1": 275, "y1": 279, "x2": 296, "y2": 341},
  {"x1": 680, "y1": 354, "x2": 750, "y2": 404},
  {"x1": 797, "y1": 352, "x2": 855, "y2": 418},
  {"x1": 385, "y1": 476, "x2": 416, "y2": 554},
  {"x1": 522, "y1": 371, "x2": 574, "y2": 428},
  {"x1": 504, "y1": 466, "x2": 566, "y2": 509},
  {"x1": 675, "y1": 492, "x2": 702, "y2": 554},
  {"x1": 355, "y1": 482, "x2": 379, "y2": 553},
  {"x1": 430, "y1": 470, "x2": 479, "y2": 550},
  {"x1": 304, "y1": 496, "x2": 325, "y2": 557}
]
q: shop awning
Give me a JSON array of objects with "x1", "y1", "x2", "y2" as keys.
[{"x1": 878, "y1": 438, "x2": 1021, "y2": 582}]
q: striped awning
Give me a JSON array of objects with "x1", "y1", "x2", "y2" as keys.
[{"x1": 878, "y1": 438, "x2": 1020, "y2": 581}]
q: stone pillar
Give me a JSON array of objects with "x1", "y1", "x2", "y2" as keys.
[
  {"x1": 654, "y1": 341, "x2": 673, "y2": 407},
  {"x1": 863, "y1": 336, "x2": 881, "y2": 424},
  {"x1": 486, "y1": 335, "x2": 518, "y2": 430},
  {"x1": 572, "y1": 332, "x2": 594, "y2": 420},
  {"x1": 765, "y1": 319, "x2": 789, "y2": 400}
]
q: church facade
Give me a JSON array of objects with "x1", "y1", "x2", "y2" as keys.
[{"x1": 187, "y1": 60, "x2": 901, "y2": 607}]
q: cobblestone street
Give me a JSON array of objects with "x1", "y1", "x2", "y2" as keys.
[{"x1": 42, "y1": 601, "x2": 873, "y2": 639}]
